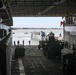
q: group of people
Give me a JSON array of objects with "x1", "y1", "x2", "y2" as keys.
[{"x1": 14, "y1": 40, "x2": 31, "y2": 46}]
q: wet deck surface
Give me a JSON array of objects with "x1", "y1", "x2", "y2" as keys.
[{"x1": 11, "y1": 45, "x2": 63, "y2": 75}]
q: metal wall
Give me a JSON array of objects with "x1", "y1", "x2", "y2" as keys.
[{"x1": 0, "y1": 24, "x2": 12, "y2": 75}]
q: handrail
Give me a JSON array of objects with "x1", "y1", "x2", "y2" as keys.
[{"x1": 0, "y1": 32, "x2": 11, "y2": 44}]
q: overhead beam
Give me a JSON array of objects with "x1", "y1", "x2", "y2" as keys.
[
  {"x1": 36, "y1": 0, "x2": 66, "y2": 16},
  {"x1": 0, "y1": 0, "x2": 13, "y2": 26}
]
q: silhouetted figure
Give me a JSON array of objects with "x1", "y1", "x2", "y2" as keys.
[
  {"x1": 17, "y1": 40, "x2": 20, "y2": 46},
  {"x1": 23, "y1": 40, "x2": 24, "y2": 46},
  {"x1": 14, "y1": 41, "x2": 16, "y2": 46},
  {"x1": 29, "y1": 40, "x2": 31, "y2": 46},
  {"x1": 59, "y1": 33, "x2": 62, "y2": 37}
]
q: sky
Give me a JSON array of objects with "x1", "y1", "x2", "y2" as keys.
[{"x1": 12, "y1": 17, "x2": 63, "y2": 28}]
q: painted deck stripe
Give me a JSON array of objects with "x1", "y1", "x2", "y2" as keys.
[
  {"x1": 31, "y1": 63, "x2": 35, "y2": 69},
  {"x1": 33, "y1": 52, "x2": 35, "y2": 55},
  {"x1": 40, "y1": 61, "x2": 46, "y2": 70},
  {"x1": 18, "y1": 58, "x2": 26, "y2": 75}
]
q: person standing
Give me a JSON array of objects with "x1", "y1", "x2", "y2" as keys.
[
  {"x1": 23, "y1": 40, "x2": 24, "y2": 46},
  {"x1": 29, "y1": 40, "x2": 31, "y2": 46},
  {"x1": 14, "y1": 41, "x2": 16, "y2": 46},
  {"x1": 17, "y1": 40, "x2": 20, "y2": 46}
]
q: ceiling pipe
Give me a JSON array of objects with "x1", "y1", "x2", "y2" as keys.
[{"x1": 36, "y1": 0, "x2": 65, "y2": 16}]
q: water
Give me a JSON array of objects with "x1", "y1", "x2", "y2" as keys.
[{"x1": 12, "y1": 28, "x2": 63, "y2": 45}]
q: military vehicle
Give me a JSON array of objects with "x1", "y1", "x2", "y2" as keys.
[{"x1": 38, "y1": 32, "x2": 64, "y2": 59}]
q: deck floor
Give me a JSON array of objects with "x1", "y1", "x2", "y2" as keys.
[{"x1": 11, "y1": 45, "x2": 63, "y2": 75}]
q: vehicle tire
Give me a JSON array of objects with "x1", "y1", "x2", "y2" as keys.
[
  {"x1": 46, "y1": 52, "x2": 50, "y2": 59},
  {"x1": 38, "y1": 45, "x2": 40, "y2": 50},
  {"x1": 43, "y1": 50, "x2": 46, "y2": 56}
]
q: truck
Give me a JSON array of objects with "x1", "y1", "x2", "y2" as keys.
[{"x1": 38, "y1": 32, "x2": 64, "y2": 59}]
